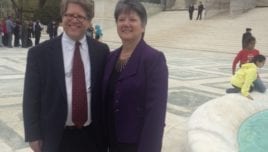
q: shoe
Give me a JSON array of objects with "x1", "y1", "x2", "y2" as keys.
[{"x1": 226, "y1": 88, "x2": 240, "y2": 93}]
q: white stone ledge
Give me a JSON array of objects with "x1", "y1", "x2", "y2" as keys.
[{"x1": 188, "y1": 92, "x2": 268, "y2": 152}]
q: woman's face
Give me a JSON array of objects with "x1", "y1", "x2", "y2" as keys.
[
  {"x1": 116, "y1": 10, "x2": 145, "y2": 42},
  {"x1": 256, "y1": 60, "x2": 265, "y2": 68}
]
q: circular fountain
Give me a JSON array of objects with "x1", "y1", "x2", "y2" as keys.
[{"x1": 188, "y1": 92, "x2": 268, "y2": 152}]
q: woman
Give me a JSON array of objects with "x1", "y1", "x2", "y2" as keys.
[
  {"x1": 226, "y1": 54, "x2": 266, "y2": 100},
  {"x1": 102, "y1": 0, "x2": 168, "y2": 152}
]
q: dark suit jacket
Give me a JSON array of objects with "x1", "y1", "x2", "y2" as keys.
[
  {"x1": 102, "y1": 39, "x2": 168, "y2": 152},
  {"x1": 23, "y1": 35, "x2": 109, "y2": 152}
]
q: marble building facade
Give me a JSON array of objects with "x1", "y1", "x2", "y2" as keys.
[
  {"x1": 0, "y1": 0, "x2": 13, "y2": 19},
  {"x1": 170, "y1": 0, "x2": 268, "y2": 18}
]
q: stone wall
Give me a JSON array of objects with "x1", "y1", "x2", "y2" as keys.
[
  {"x1": 230, "y1": 0, "x2": 256, "y2": 16},
  {"x1": 257, "y1": 0, "x2": 268, "y2": 6},
  {"x1": 204, "y1": 0, "x2": 230, "y2": 18},
  {"x1": 165, "y1": 0, "x2": 177, "y2": 10},
  {"x1": 142, "y1": 3, "x2": 163, "y2": 15}
]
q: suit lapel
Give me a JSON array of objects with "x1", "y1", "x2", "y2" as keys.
[
  {"x1": 86, "y1": 37, "x2": 96, "y2": 89},
  {"x1": 118, "y1": 39, "x2": 145, "y2": 81},
  {"x1": 51, "y1": 36, "x2": 67, "y2": 100}
]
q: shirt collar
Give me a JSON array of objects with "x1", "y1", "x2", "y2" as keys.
[{"x1": 62, "y1": 32, "x2": 87, "y2": 51}]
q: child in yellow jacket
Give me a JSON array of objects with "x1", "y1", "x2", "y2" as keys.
[{"x1": 226, "y1": 54, "x2": 266, "y2": 100}]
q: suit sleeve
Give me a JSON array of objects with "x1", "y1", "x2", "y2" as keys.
[
  {"x1": 23, "y1": 48, "x2": 42, "y2": 142},
  {"x1": 138, "y1": 52, "x2": 168, "y2": 152}
]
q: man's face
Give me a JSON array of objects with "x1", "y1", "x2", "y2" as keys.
[{"x1": 62, "y1": 3, "x2": 90, "y2": 41}]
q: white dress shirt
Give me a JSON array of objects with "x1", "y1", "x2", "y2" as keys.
[{"x1": 62, "y1": 32, "x2": 91, "y2": 126}]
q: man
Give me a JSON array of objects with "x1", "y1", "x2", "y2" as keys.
[
  {"x1": 196, "y1": 1, "x2": 204, "y2": 20},
  {"x1": 47, "y1": 20, "x2": 58, "y2": 39},
  {"x1": 5, "y1": 16, "x2": 15, "y2": 47},
  {"x1": 34, "y1": 20, "x2": 43, "y2": 45},
  {"x1": 242, "y1": 28, "x2": 252, "y2": 49},
  {"x1": 23, "y1": 0, "x2": 109, "y2": 152},
  {"x1": 188, "y1": 4, "x2": 195, "y2": 20}
]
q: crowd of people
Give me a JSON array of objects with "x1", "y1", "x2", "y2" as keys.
[
  {"x1": 0, "y1": 17, "x2": 103, "y2": 49},
  {"x1": 0, "y1": 17, "x2": 45, "y2": 48}
]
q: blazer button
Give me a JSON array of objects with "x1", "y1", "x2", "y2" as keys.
[{"x1": 115, "y1": 100, "x2": 119, "y2": 104}]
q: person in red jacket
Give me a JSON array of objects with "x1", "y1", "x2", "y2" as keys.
[{"x1": 232, "y1": 36, "x2": 259, "y2": 75}]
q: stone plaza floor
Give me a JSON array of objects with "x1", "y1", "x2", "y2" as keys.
[{"x1": 0, "y1": 8, "x2": 268, "y2": 152}]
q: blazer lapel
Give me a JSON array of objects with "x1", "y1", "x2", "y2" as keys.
[
  {"x1": 118, "y1": 39, "x2": 146, "y2": 81},
  {"x1": 51, "y1": 36, "x2": 67, "y2": 100}
]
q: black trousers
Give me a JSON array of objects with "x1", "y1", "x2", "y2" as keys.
[
  {"x1": 109, "y1": 143, "x2": 138, "y2": 152},
  {"x1": 59, "y1": 125, "x2": 98, "y2": 152}
]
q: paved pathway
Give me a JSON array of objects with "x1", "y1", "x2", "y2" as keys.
[{"x1": 0, "y1": 7, "x2": 268, "y2": 152}]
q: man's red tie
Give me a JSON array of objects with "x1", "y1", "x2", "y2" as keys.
[{"x1": 72, "y1": 41, "x2": 88, "y2": 128}]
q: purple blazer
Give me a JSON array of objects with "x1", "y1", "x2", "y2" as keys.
[{"x1": 102, "y1": 39, "x2": 168, "y2": 152}]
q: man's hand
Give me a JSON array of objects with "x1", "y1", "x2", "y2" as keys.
[{"x1": 29, "y1": 140, "x2": 43, "y2": 152}]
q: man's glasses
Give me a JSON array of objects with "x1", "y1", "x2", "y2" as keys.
[{"x1": 64, "y1": 13, "x2": 87, "y2": 22}]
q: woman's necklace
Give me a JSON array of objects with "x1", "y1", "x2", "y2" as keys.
[
  {"x1": 115, "y1": 57, "x2": 130, "y2": 72},
  {"x1": 115, "y1": 50, "x2": 132, "y2": 72}
]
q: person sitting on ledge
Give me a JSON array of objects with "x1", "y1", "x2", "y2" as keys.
[{"x1": 226, "y1": 54, "x2": 266, "y2": 100}]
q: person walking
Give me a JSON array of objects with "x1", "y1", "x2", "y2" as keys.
[
  {"x1": 0, "y1": 22, "x2": 3, "y2": 47},
  {"x1": 196, "y1": 1, "x2": 204, "y2": 20},
  {"x1": 102, "y1": 0, "x2": 168, "y2": 152},
  {"x1": 13, "y1": 20, "x2": 21, "y2": 47},
  {"x1": 1, "y1": 18, "x2": 8, "y2": 46},
  {"x1": 47, "y1": 20, "x2": 58, "y2": 39},
  {"x1": 5, "y1": 16, "x2": 15, "y2": 47},
  {"x1": 34, "y1": 20, "x2": 43, "y2": 45},
  {"x1": 23, "y1": 0, "x2": 109, "y2": 152},
  {"x1": 188, "y1": 4, "x2": 195, "y2": 20}
]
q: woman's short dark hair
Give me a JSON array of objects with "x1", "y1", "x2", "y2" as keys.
[
  {"x1": 251, "y1": 54, "x2": 266, "y2": 63},
  {"x1": 60, "y1": 0, "x2": 94, "y2": 20},
  {"x1": 114, "y1": 0, "x2": 147, "y2": 27}
]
